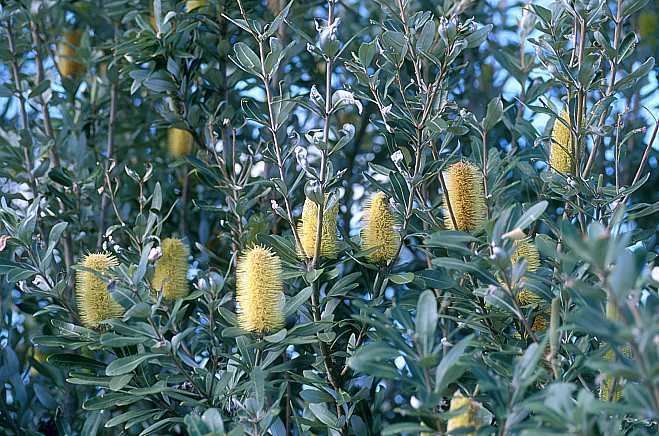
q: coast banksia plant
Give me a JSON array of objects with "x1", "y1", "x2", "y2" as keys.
[
  {"x1": 511, "y1": 237, "x2": 541, "y2": 306},
  {"x1": 298, "y1": 195, "x2": 339, "y2": 259},
  {"x1": 549, "y1": 111, "x2": 574, "y2": 174},
  {"x1": 443, "y1": 162, "x2": 487, "y2": 232},
  {"x1": 57, "y1": 30, "x2": 84, "y2": 78},
  {"x1": 236, "y1": 246, "x2": 284, "y2": 333},
  {"x1": 167, "y1": 127, "x2": 193, "y2": 157},
  {"x1": 446, "y1": 391, "x2": 481, "y2": 435},
  {"x1": 151, "y1": 238, "x2": 190, "y2": 300},
  {"x1": 361, "y1": 192, "x2": 399, "y2": 264},
  {"x1": 76, "y1": 253, "x2": 123, "y2": 328}
]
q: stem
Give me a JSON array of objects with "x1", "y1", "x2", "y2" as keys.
[
  {"x1": 29, "y1": 18, "x2": 75, "y2": 272},
  {"x1": 5, "y1": 19, "x2": 39, "y2": 205},
  {"x1": 583, "y1": 0, "x2": 623, "y2": 177},
  {"x1": 97, "y1": 78, "x2": 118, "y2": 248},
  {"x1": 548, "y1": 297, "x2": 561, "y2": 380}
]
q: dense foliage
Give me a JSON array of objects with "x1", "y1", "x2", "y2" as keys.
[{"x1": 0, "y1": 0, "x2": 657, "y2": 434}]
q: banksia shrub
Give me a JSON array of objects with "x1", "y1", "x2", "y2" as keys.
[
  {"x1": 446, "y1": 391, "x2": 481, "y2": 435},
  {"x1": 443, "y1": 162, "x2": 486, "y2": 232},
  {"x1": 361, "y1": 192, "x2": 399, "y2": 264},
  {"x1": 298, "y1": 196, "x2": 339, "y2": 259},
  {"x1": 76, "y1": 253, "x2": 123, "y2": 328},
  {"x1": 57, "y1": 30, "x2": 84, "y2": 78},
  {"x1": 549, "y1": 111, "x2": 574, "y2": 174},
  {"x1": 236, "y1": 246, "x2": 284, "y2": 333},
  {"x1": 151, "y1": 238, "x2": 190, "y2": 300},
  {"x1": 167, "y1": 127, "x2": 193, "y2": 157}
]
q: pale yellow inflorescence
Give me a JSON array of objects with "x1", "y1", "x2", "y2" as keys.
[
  {"x1": 298, "y1": 195, "x2": 339, "y2": 259},
  {"x1": 443, "y1": 162, "x2": 487, "y2": 232},
  {"x1": 152, "y1": 238, "x2": 190, "y2": 300},
  {"x1": 167, "y1": 127, "x2": 193, "y2": 157},
  {"x1": 236, "y1": 245, "x2": 285, "y2": 333},
  {"x1": 511, "y1": 237, "x2": 542, "y2": 306},
  {"x1": 58, "y1": 30, "x2": 84, "y2": 78},
  {"x1": 76, "y1": 253, "x2": 123, "y2": 328},
  {"x1": 446, "y1": 391, "x2": 480, "y2": 435},
  {"x1": 361, "y1": 192, "x2": 399, "y2": 264},
  {"x1": 600, "y1": 301, "x2": 632, "y2": 402},
  {"x1": 549, "y1": 110, "x2": 574, "y2": 174}
]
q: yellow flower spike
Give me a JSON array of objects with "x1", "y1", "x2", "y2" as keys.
[
  {"x1": 167, "y1": 127, "x2": 193, "y2": 157},
  {"x1": 152, "y1": 238, "x2": 190, "y2": 300},
  {"x1": 298, "y1": 195, "x2": 339, "y2": 259},
  {"x1": 361, "y1": 192, "x2": 399, "y2": 264},
  {"x1": 58, "y1": 30, "x2": 84, "y2": 78},
  {"x1": 600, "y1": 346, "x2": 632, "y2": 402},
  {"x1": 511, "y1": 237, "x2": 542, "y2": 306},
  {"x1": 549, "y1": 110, "x2": 574, "y2": 174},
  {"x1": 236, "y1": 245, "x2": 285, "y2": 333},
  {"x1": 600, "y1": 300, "x2": 632, "y2": 402},
  {"x1": 443, "y1": 162, "x2": 487, "y2": 232},
  {"x1": 639, "y1": 12, "x2": 656, "y2": 39},
  {"x1": 186, "y1": 0, "x2": 207, "y2": 12},
  {"x1": 76, "y1": 253, "x2": 123, "y2": 328},
  {"x1": 447, "y1": 391, "x2": 480, "y2": 435},
  {"x1": 531, "y1": 313, "x2": 548, "y2": 332}
]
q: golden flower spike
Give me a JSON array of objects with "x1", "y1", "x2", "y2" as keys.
[
  {"x1": 600, "y1": 301, "x2": 632, "y2": 402},
  {"x1": 511, "y1": 237, "x2": 541, "y2": 306},
  {"x1": 443, "y1": 162, "x2": 487, "y2": 232},
  {"x1": 167, "y1": 127, "x2": 193, "y2": 157},
  {"x1": 298, "y1": 195, "x2": 339, "y2": 259},
  {"x1": 447, "y1": 391, "x2": 481, "y2": 435},
  {"x1": 152, "y1": 238, "x2": 190, "y2": 300},
  {"x1": 549, "y1": 110, "x2": 574, "y2": 174},
  {"x1": 58, "y1": 30, "x2": 84, "y2": 78},
  {"x1": 361, "y1": 192, "x2": 399, "y2": 264},
  {"x1": 76, "y1": 253, "x2": 123, "y2": 328},
  {"x1": 236, "y1": 245, "x2": 285, "y2": 333}
]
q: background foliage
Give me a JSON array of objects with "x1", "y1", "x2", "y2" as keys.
[{"x1": 0, "y1": 0, "x2": 658, "y2": 434}]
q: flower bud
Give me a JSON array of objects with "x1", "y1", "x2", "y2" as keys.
[{"x1": 76, "y1": 253, "x2": 123, "y2": 328}]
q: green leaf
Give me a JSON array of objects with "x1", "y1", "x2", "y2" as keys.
[
  {"x1": 284, "y1": 286, "x2": 313, "y2": 318},
  {"x1": 389, "y1": 272, "x2": 414, "y2": 284},
  {"x1": 109, "y1": 374, "x2": 133, "y2": 391},
  {"x1": 615, "y1": 58, "x2": 654, "y2": 90},
  {"x1": 435, "y1": 335, "x2": 471, "y2": 394},
  {"x1": 416, "y1": 290, "x2": 437, "y2": 355},
  {"x1": 483, "y1": 97, "x2": 503, "y2": 131},
  {"x1": 105, "y1": 353, "x2": 164, "y2": 376},
  {"x1": 513, "y1": 201, "x2": 548, "y2": 231},
  {"x1": 309, "y1": 403, "x2": 338, "y2": 428},
  {"x1": 232, "y1": 42, "x2": 262, "y2": 74}
]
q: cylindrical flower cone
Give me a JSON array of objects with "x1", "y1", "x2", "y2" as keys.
[
  {"x1": 549, "y1": 110, "x2": 574, "y2": 174},
  {"x1": 76, "y1": 253, "x2": 123, "y2": 328},
  {"x1": 447, "y1": 391, "x2": 480, "y2": 435},
  {"x1": 600, "y1": 300, "x2": 632, "y2": 402},
  {"x1": 58, "y1": 30, "x2": 84, "y2": 78},
  {"x1": 152, "y1": 238, "x2": 190, "y2": 300},
  {"x1": 236, "y1": 246, "x2": 285, "y2": 333},
  {"x1": 443, "y1": 162, "x2": 486, "y2": 232},
  {"x1": 298, "y1": 195, "x2": 339, "y2": 259},
  {"x1": 361, "y1": 192, "x2": 399, "y2": 264},
  {"x1": 167, "y1": 127, "x2": 193, "y2": 157},
  {"x1": 511, "y1": 237, "x2": 541, "y2": 306}
]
